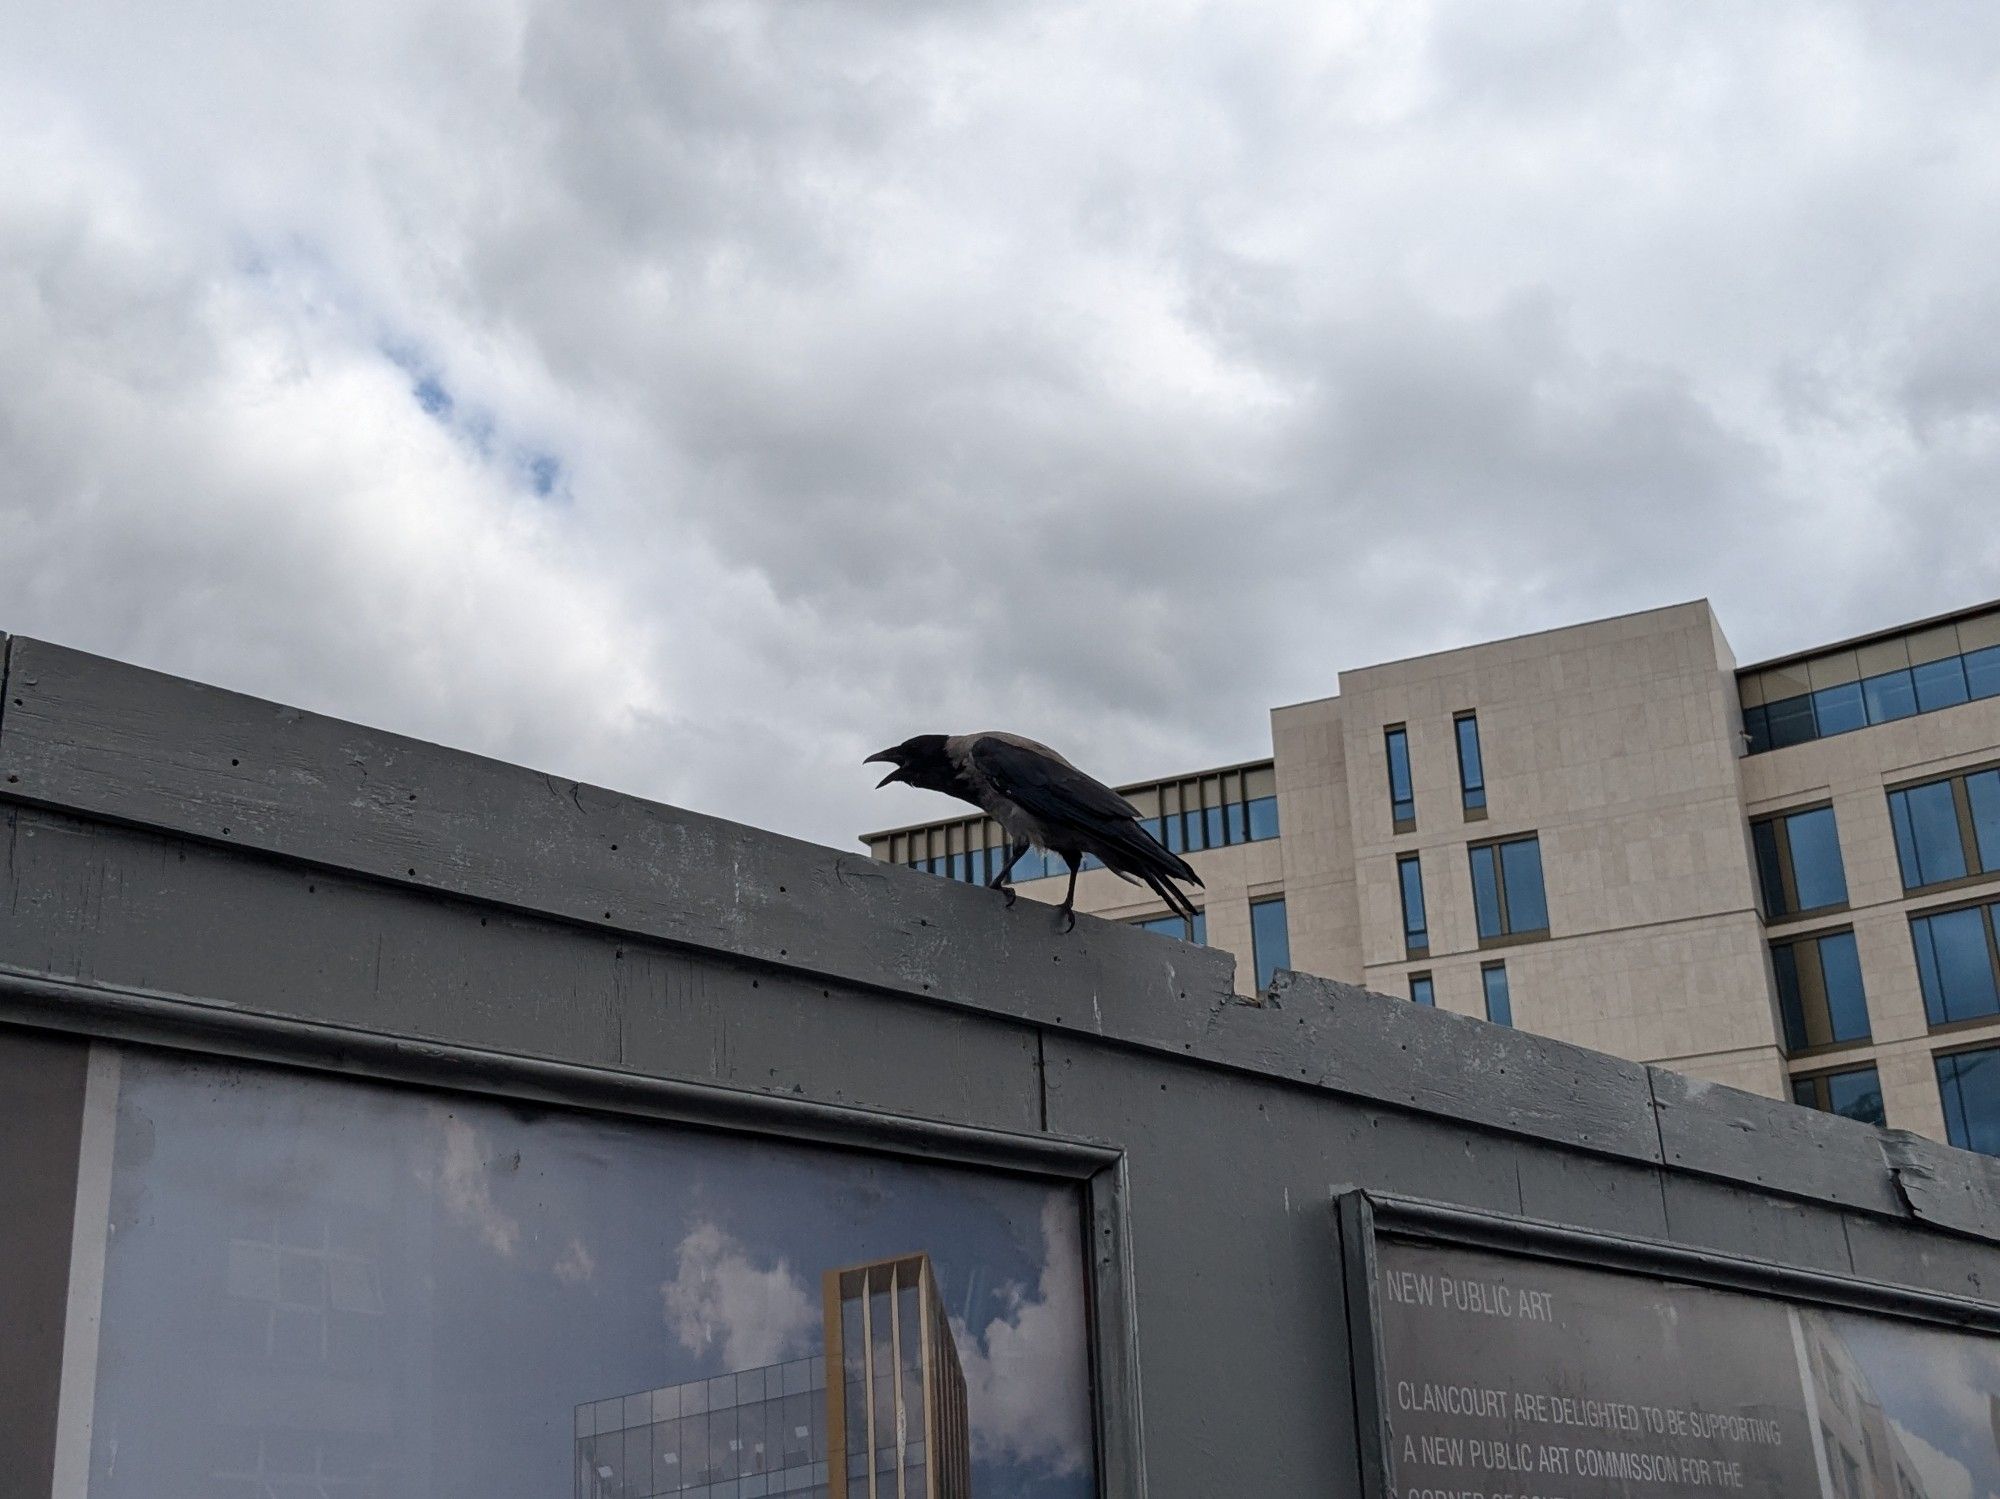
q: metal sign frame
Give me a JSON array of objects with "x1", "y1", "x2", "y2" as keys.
[
  {"x1": 0, "y1": 967, "x2": 1148, "y2": 1499},
  {"x1": 1335, "y1": 1187, "x2": 2000, "y2": 1499}
]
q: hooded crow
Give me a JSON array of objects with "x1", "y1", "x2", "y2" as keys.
[{"x1": 867, "y1": 732, "x2": 1204, "y2": 932}]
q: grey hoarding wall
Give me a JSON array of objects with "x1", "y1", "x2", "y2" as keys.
[{"x1": 3, "y1": 633, "x2": 2000, "y2": 1496}]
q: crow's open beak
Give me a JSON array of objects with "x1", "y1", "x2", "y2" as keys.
[{"x1": 865, "y1": 749, "x2": 905, "y2": 789}]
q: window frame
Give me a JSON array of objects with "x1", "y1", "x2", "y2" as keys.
[
  {"x1": 0, "y1": 969, "x2": 1149, "y2": 1498},
  {"x1": 1396, "y1": 853, "x2": 1428, "y2": 958},
  {"x1": 1452, "y1": 712, "x2": 1487, "y2": 820},
  {"x1": 1907, "y1": 893, "x2": 2000, "y2": 1032},
  {"x1": 1935, "y1": 1040, "x2": 2000, "y2": 1156},
  {"x1": 1769, "y1": 925, "x2": 1871, "y2": 1054},
  {"x1": 1787, "y1": 1063, "x2": 1886, "y2": 1127},
  {"x1": 886, "y1": 760, "x2": 1283, "y2": 883},
  {"x1": 1407, "y1": 972, "x2": 1435, "y2": 1007},
  {"x1": 1384, "y1": 725, "x2": 1415, "y2": 833},
  {"x1": 1131, "y1": 910, "x2": 1206, "y2": 947},
  {"x1": 1250, "y1": 895, "x2": 1291, "y2": 994},
  {"x1": 1749, "y1": 801, "x2": 1850, "y2": 923},
  {"x1": 1887, "y1": 763, "x2": 2000, "y2": 898},
  {"x1": 1479, "y1": 962, "x2": 1512, "y2": 1027},
  {"x1": 1738, "y1": 615, "x2": 2000, "y2": 757},
  {"x1": 1467, "y1": 833, "x2": 1550, "y2": 948},
  {"x1": 1335, "y1": 1186, "x2": 2000, "y2": 1499}
]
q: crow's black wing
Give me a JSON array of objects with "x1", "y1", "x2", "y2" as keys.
[
  {"x1": 968, "y1": 736, "x2": 1202, "y2": 893},
  {"x1": 967, "y1": 736, "x2": 1142, "y2": 827}
]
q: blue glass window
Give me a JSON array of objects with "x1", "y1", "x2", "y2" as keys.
[
  {"x1": 1136, "y1": 911, "x2": 1205, "y2": 945},
  {"x1": 1204, "y1": 805, "x2": 1226, "y2": 849},
  {"x1": 1967, "y1": 645, "x2": 2000, "y2": 701},
  {"x1": 1890, "y1": 780, "x2": 1969, "y2": 889},
  {"x1": 1398, "y1": 854, "x2": 1428, "y2": 954},
  {"x1": 1141, "y1": 816, "x2": 1165, "y2": 845},
  {"x1": 1182, "y1": 809, "x2": 1206, "y2": 853},
  {"x1": 1771, "y1": 942, "x2": 1803, "y2": 1046},
  {"x1": 1385, "y1": 727, "x2": 1415, "y2": 827},
  {"x1": 1772, "y1": 929, "x2": 1870, "y2": 1051},
  {"x1": 1409, "y1": 974, "x2": 1435, "y2": 1007},
  {"x1": 1163, "y1": 814, "x2": 1185, "y2": 854},
  {"x1": 1938, "y1": 1045, "x2": 2000, "y2": 1156},
  {"x1": 1481, "y1": 965, "x2": 1512, "y2": 1027},
  {"x1": 1080, "y1": 853, "x2": 1103, "y2": 872},
  {"x1": 1751, "y1": 820, "x2": 1786, "y2": 916},
  {"x1": 1500, "y1": 838, "x2": 1548, "y2": 933},
  {"x1": 1454, "y1": 714, "x2": 1486, "y2": 813},
  {"x1": 1742, "y1": 704, "x2": 1771, "y2": 755},
  {"x1": 1246, "y1": 796, "x2": 1280, "y2": 841},
  {"x1": 1753, "y1": 805, "x2": 1848, "y2": 918},
  {"x1": 1471, "y1": 835, "x2": 1549, "y2": 941},
  {"x1": 1744, "y1": 627, "x2": 2000, "y2": 756},
  {"x1": 1250, "y1": 897, "x2": 1290, "y2": 991},
  {"x1": 1810, "y1": 682, "x2": 1868, "y2": 736},
  {"x1": 1792, "y1": 1066, "x2": 1885, "y2": 1126},
  {"x1": 1911, "y1": 905, "x2": 2000, "y2": 1026},
  {"x1": 1470, "y1": 845, "x2": 1502, "y2": 938},
  {"x1": 1819, "y1": 930, "x2": 1869, "y2": 1041},
  {"x1": 1765, "y1": 694, "x2": 1817, "y2": 748},
  {"x1": 1227, "y1": 802, "x2": 1250, "y2": 844},
  {"x1": 1862, "y1": 668, "x2": 1918, "y2": 724},
  {"x1": 1786, "y1": 807, "x2": 1849, "y2": 911},
  {"x1": 1914, "y1": 655, "x2": 1970, "y2": 712},
  {"x1": 1967, "y1": 770, "x2": 2000, "y2": 872},
  {"x1": 1825, "y1": 1067, "x2": 1885, "y2": 1126}
]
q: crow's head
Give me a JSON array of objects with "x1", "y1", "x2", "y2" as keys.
[{"x1": 865, "y1": 735, "x2": 954, "y2": 792}]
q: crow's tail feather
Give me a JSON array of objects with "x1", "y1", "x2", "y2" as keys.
[
  {"x1": 1094, "y1": 818, "x2": 1203, "y2": 920},
  {"x1": 1140, "y1": 868, "x2": 1199, "y2": 924},
  {"x1": 1099, "y1": 817, "x2": 1201, "y2": 887}
]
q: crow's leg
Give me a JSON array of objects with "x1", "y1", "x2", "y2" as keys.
[
  {"x1": 987, "y1": 841, "x2": 1030, "y2": 908},
  {"x1": 1055, "y1": 856, "x2": 1080, "y2": 934}
]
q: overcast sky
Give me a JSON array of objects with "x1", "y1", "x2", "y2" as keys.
[{"x1": 4, "y1": 2, "x2": 1998, "y2": 848}]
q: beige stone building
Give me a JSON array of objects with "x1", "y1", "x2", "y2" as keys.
[{"x1": 862, "y1": 598, "x2": 2000, "y2": 1152}]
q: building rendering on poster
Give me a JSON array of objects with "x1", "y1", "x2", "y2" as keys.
[{"x1": 576, "y1": 1253, "x2": 970, "y2": 1499}]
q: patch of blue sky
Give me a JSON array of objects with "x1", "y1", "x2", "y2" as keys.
[
  {"x1": 522, "y1": 450, "x2": 563, "y2": 499},
  {"x1": 412, "y1": 372, "x2": 453, "y2": 419},
  {"x1": 383, "y1": 341, "x2": 567, "y2": 501}
]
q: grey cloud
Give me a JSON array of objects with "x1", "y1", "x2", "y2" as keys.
[{"x1": 3, "y1": 1, "x2": 1999, "y2": 851}]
